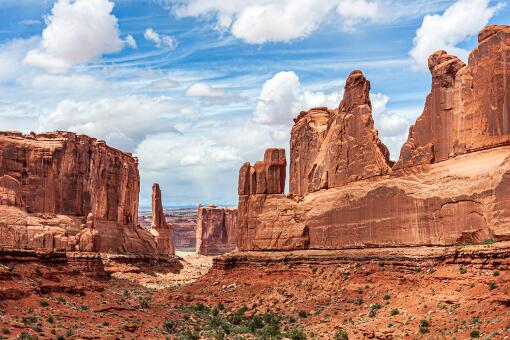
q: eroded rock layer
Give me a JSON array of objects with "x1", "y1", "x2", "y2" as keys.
[
  {"x1": 196, "y1": 205, "x2": 237, "y2": 256},
  {"x1": 237, "y1": 25, "x2": 510, "y2": 251},
  {"x1": 395, "y1": 25, "x2": 510, "y2": 169},
  {"x1": 0, "y1": 131, "x2": 157, "y2": 254}
]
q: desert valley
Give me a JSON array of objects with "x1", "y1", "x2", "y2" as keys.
[{"x1": 1, "y1": 1, "x2": 510, "y2": 339}]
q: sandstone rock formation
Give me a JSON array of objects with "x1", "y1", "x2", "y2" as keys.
[
  {"x1": 0, "y1": 131, "x2": 158, "y2": 254},
  {"x1": 237, "y1": 25, "x2": 510, "y2": 251},
  {"x1": 395, "y1": 25, "x2": 510, "y2": 169},
  {"x1": 196, "y1": 204, "x2": 237, "y2": 255},
  {"x1": 71, "y1": 213, "x2": 101, "y2": 252},
  {"x1": 150, "y1": 183, "x2": 175, "y2": 255},
  {"x1": 290, "y1": 71, "x2": 392, "y2": 196}
]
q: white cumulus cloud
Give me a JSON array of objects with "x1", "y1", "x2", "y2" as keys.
[
  {"x1": 336, "y1": 0, "x2": 380, "y2": 32},
  {"x1": 185, "y1": 82, "x2": 224, "y2": 97},
  {"x1": 172, "y1": 0, "x2": 383, "y2": 44},
  {"x1": 410, "y1": 0, "x2": 501, "y2": 71},
  {"x1": 125, "y1": 34, "x2": 137, "y2": 49},
  {"x1": 38, "y1": 95, "x2": 196, "y2": 151},
  {"x1": 23, "y1": 0, "x2": 124, "y2": 73},
  {"x1": 253, "y1": 71, "x2": 342, "y2": 125},
  {"x1": 144, "y1": 28, "x2": 177, "y2": 49}
]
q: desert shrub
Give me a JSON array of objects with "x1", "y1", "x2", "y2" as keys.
[
  {"x1": 419, "y1": 319, "x2": 430, "y2": 334},
  {"x1": 163, "y1": 320, "x2": 174, "y2": 333},
  {"x1": 488, "y1": 281, "x2": 496, "y2": 290},
  {"x1": 1, "y1": 328, "x2": 10, "y2": 335},
  {"x1": 391, "y1": 308, "x2": 399, "y2": 316},
  {"x1": 482, "y1": 239, "x2": 496, "y2": 245},
  {"x1": 40, "y1": 300, "x2": 49, "y2": 307},
  {"x1": 334, "y1": 329, "x2": 348, "y2": 340},
  {"x1": 383, "y1": 294, "x2": 390, "y2": 300},
  {"x1": 47, "y1": 316, "x2": 54, "y2": 324},
  {"x1": 298, "y1": 310, "x2": 308, "y2": 318},
  {"x1": 493, "y1": 270, "x2": 500, "y2": 277},
  {"x1": 470, "y1": 330, "x2": 480, "y2": 338},
  {"x1": 286, "y1": 327, "x2": 306, "y2": 340},
  {"x1": 139, "y1": 298, "x2": 149, "y2": 310},
  {"x1": 459, "y1": 266, "x2": 467, "y2": 274}
]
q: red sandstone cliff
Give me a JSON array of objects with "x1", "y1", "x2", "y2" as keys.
[
  {"x1": 290, "y1": 71, "x2": 392, "y2": 196},
  {"x1": 395, "y1": 25, "x2": 510, "y2": 169},
  {"x1": 196, "y1": 205, "x2": 237, "y2": 256},
  {"x1": 0, "y1": 131, "x2": 157, "y2": 254},
  {"x1": 237, "y1": 25, "x2": 510, "y2": 251},
  {"x1": 150, "y1": 183, "x2": 175, "y2": 255}
]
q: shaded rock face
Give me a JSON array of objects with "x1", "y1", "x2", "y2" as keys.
[
  {"x1": 237, "y1": 149, "x2": 286, "y2": 251},
  {"x1": 0, "y1": 131, "x2": 158, "y2": 254},
  {"x1": 395, "y1": 25, "x2": 510, "y2": 169},
  {"x1": 289, "y1": 71, "x2": 392, "y2": 196},
  {"x1": 237, "y1": 25, "x2": 510, "y2": 251},
  {"x1": 150, "y1": 183, "x2": 175, "y2": 255},
  {"x1": 196, "y1": 205, "x2": 237, "y2": 255}
]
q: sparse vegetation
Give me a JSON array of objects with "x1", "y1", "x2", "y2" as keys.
[
  {"x1": 40, "y1": 299, "x2": 50, "y2": 307},
  {"x1": 481, "y1": 239, "x2": 496, "y2": 245},
  {"x1": 298, "y1": 310, "x2": 308, "y2": 318},
  {"x1": 383, "y1": 294, "x2": 390, "y2": 300},
  {"x1": 459, "y1": 265, "x2": 467, "y2": 274},
  {"x1": 139, "y1": 297, "x2": 149, "y2": 309},
  {"x1": 488, "y1": 281, "x2": 496, "y2": 290},
  {"x1": 391, "y1": 308, "x2": 399, "y2": 316},
  {"x1": 1, "y1": 328, "x2": 10, "y2": 335},
  {"x1": 163, "y1": 320, "x2": 174, "y2": 333},
  {"x1": 470, "y1": 330, "x2": 480, "y2": 338},
  {"x1": 334, "y1": 329, "x2": 348, "y2": 340},
  {"x1": 419, "y1": 319, "x2": 430, "y2": 334},
  {"x1": 493, "y1": 270, "x2": 500, "y2": 277}
]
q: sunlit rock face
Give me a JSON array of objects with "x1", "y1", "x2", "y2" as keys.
[
  {"x1": 237, "y1": 25, "x2": 510, "y2": 251},
  {"x1": 395, "y1": 25, "x2": 510, "y2": 169},
  {"x1": 0, "y1": 131, "x2": 158, "y2": 254},
  {"x1": 196, "y1": 205, "x2": 237, "y2": 256}
]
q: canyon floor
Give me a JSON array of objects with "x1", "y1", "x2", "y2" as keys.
[{"x1": 0, "y1": 245, "x2": 510, "y2": 339}]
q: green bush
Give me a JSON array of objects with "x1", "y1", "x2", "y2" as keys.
[
  {"x1": 383, "y1": 295, "x2": 390, "y2": 300},
  {"x1": 493, "y1": 270, "x2": 500, "y2": 277},
  {"x1": 419, "y1": 319, "x2": 429, "y2": 334},
  {"x1": 298, "y1": 310, "x2": 308, "y2": 318},
  {"x1": 1, "y1": 328, "x2": 10, "y2": 335},
  {"x1": 391, "y1": 308, "x2": 399, "y2": 316},
  {"x1": 40, "y1": 300, "x2": 50, "y2": 307},
  {"x1": 163, "y1": 320, "x2": 174, "y2": 333},
  {"x1": 488, "y1": 281, "x2": 496, "y2": 290},
  {"x1": 286, "y1": 327, "x2": 306, "y2": 340},
  {"x1": 334, "y1": 329, "x2": 348, "y2": 340},
  {"x1": 470, "y1": 330, "x2": 480, "y2": 338},
  {"x1": 459, "y1": 266, "x2": 467, "y2": 274},
  {"x1": 47, "y1": 316, "x2": 54, "y2": 324}
]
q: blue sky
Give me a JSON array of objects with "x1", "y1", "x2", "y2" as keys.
[{"x1": 0, "y1": 0, "x2": 509, "y2": 207}]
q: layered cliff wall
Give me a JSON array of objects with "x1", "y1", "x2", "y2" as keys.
[
  {"x1": 0, "y1": 131, "x2": 158, "y2": 254},
  {"x1": 395, "y1": 25, "x2": 510, "y2": 169},
  {"x1": 237, "y1": 25, "x2": 510, "y2": 251},
  {"x1": 196, "y1": 205, "x2": 237, "y2": 255}
]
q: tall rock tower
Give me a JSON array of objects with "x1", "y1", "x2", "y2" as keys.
[{"x1": 150, "y1": 183, "x2": 175, "y2": 255}]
